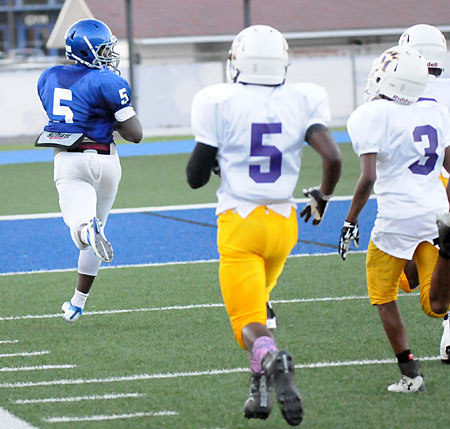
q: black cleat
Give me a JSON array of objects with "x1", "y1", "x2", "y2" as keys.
[
  {"x1": 243, "y1": 371, "x2": 273, "y2": 420},
  {"x1": 262, "y1": 351, "x2": 304, "y2": 426}
]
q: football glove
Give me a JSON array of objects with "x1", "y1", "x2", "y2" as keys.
[
  {"x1": 299, "y1": 187, "x2": 331, "y2": 226},
  {"x1": 339, "y1": 221, "x2": 360, "y2": 261}
]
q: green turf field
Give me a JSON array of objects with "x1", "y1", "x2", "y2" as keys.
[{"x1": 0, "y1": 142, "x2": 448, "y2": 428}]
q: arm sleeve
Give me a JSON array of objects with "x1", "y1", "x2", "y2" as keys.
[
  {"x1": 100, "y1": 73, "x2": 135, "y2": 121},
  {"x1": 303, "y1": 84, "x2": 331, "y2": 129},
  {"x1": 191, "y1": 88, "x2": 219, "y2": 148},
  {"x1": 186, "y1": 142, "x2": 218, "y2": 188},
  {"x1": 347, "y1": 102, "x2": 385, "y2": 156},
  {"x1": 442, "y1": 107, "x2": 450, "y2": 149}
]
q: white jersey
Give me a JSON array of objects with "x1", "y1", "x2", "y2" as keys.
[
  {"x1": 347, "y1": 98, "x2": 450, "y2": 258},
  {"x1": 191, "y1": 82, "x2": 330, "y2": 217},
  {"x1": 423, "y1": 75, "x2": 450, "y2": 179}
]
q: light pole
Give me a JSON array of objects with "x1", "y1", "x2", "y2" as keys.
[
  {"x1": 244, "y1": 0, "x2": 251, "y2": 27},
  {"x1": 125, "y1": 0, "x2": 136, "y2": 109}
]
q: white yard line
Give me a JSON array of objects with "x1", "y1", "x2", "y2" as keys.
[
  {"x1": 0, "y1": 355, "x2": 439, "y2": 389},
  {"x1": 15, "y1": 393, "x2": 144, "y2": 404},
  {"x1": 0, "y1": 364, "x2": 75, "y2": 373},
  {"x1": 0, "y1": 407, "x2": 37, "y2": 429},
  {"x1": 43, "y1": 411, "x2": 178, "y2": 423},
  {"x1": 0, "y1": 250, "x2": 368, "y2": 277},
  {"x1": 0, "y1": 196, "x2": 369, "y2": 222},
  {"x1": 0, "y1": 293, "x2": 418, "y2": 322},
  {"x1": 0, "y1": 351, "x2": 49, "y2": 358},
  {"x1": 0, "y1": 339, "x2": 19, "y2": 344}
]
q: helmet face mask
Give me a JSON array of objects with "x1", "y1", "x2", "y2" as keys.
[
  {"x1": 227, "y1": 25, "x2": 289, "y2": 85},
  {"x1": 364, "y1": 45, "x2": 428, "y2": 105},
  {"x1": 398, "y1": 24, "x2": 447, "y2": 70},
  {"x1": 65, "y1": 19, "x2": 120, "y2": 72}
]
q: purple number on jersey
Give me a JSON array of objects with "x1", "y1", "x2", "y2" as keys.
[
  {"x1": 408, "y1": 125, "x2": 439, "y2": 175},
  {"x1": 249, "y1": 123, "x2": 282, "y2": 183}
]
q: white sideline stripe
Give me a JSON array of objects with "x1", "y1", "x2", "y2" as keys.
[
  {"x1": 43, "y1": 411, "x2": 178, "y2": 423},
  {"x1": 0, "y1": 339, "x2": 18, "y2": 344},
  {"x1": 0, "y1": 351, "x2": 49, "y2": 358},
  {"x1": 0, "y1": 250, "x2": 368, "y2": 277},
  {"x1": 0, "y1": 196, "x2": 369, "y2": 222},
  {"x1": 15, "y1": 393, "x2": 145, "y2": 404},
  {"x1": 0, "y1": 364, "x2": 75, "y2": 372},
  {"x1": 0, "y1": 356, "x2": 439, "y2": 389},
  {"x1": 0, "y1": 407, "x2": 37, "y2": 429},
  {"x1": 0, "y1": 292, "x2": 417, "y2": 322}
]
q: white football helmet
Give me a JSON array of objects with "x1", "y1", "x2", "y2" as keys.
[
  {"x1": 399, "y1": 24, "x2": 447, "y2": 70},
  {"x1": 227, "y1": 25, "x2": 289, "y2": 85},
  {"x1": 364, "y1": 45, "x2": 428, "y2": 105}
]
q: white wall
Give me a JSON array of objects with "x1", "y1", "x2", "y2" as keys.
[{"x1": 1, "y1": 48, "x2": 450, "y2": 139}]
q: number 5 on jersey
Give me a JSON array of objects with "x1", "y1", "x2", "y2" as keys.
[
  {"x1": 53, "y1": 88, "x2": 73, "y2": 123},
  {"x1": 250, "y1": 123, "x2": 282, "y2": 183}
]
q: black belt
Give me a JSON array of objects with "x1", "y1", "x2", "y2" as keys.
[{"x1": 68, "y1": 143, "x2": 112, "y2": 155}]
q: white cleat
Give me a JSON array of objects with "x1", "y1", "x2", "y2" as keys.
[
  {"x1": 87, "y1": 217, "x2": 113, "y2": 263},
  {"x1": 61, "y1": 301, "x2": 83, "y2": 323},
  {"x1": 387, "y1": 374, "x2": 425, "y2": 393},
  {"x1": 440, "y1": 315, "x2": 450, "y2": 364}
]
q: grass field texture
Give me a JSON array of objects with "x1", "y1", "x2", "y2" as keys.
[{"x1": 1, "y1": 142, "x2": 449, "y2": 428}]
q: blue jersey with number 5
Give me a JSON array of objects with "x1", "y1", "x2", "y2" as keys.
[{"x1": 37, "y1": 63, "x2": 132, "y2": 143}]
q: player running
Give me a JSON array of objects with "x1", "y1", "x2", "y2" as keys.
[
  {"x1": 187, "y1": 25, "x2": 341, "y2": 424},
  {"x1": 37, "y1": 19, "x2": 142, "y2": 323}
]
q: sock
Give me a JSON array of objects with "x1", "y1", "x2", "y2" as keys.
[
  {"x1": 396, "y1": 349, "x2": 414, "y2": 364},
  {"x1": 250, "y1": 336, "x2": 278, "y2": 373},
  {"x1": 71, "y1": 288, "x2": 89, "y2": 309}
]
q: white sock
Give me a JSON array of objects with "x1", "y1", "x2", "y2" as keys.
[{"x1": 71, "y1": 289, "x2": 89, "y2": 309}]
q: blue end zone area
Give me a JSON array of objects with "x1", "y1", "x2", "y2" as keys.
[
  {"x1": 0, "y1": 131, "x2": 351, "y2": 165},
  {"x1": 0, "y1": 199, "x2": 376, "y2": 274}
]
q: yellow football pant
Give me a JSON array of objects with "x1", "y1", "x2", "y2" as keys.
[
  {"x1": 217, "y1": 207, "x2": 298, "y2": 349},
  {"x1": 367, "y1": 239, "x2": 447, "y2": 317}
]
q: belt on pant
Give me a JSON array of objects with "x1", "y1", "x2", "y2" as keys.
[{"x1": 68, "y1": 142, "x2": 114, "y2": 155}]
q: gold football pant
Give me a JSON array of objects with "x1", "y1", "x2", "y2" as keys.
[
  {"x1": 217, "y1": 207, "x2": 298, "y2": 349},
  {"x1": 367, "y1": 239, "x2": 447, "y2": 317}
]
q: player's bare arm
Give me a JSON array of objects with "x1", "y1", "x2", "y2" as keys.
[
  {"x1": 444, "y1": 146, "x2": 450, "y2": 205},
  {"x1": 300, "y1": 124, "x2": 342, "y2": 225},
  {"x1": 115, "y1": 115, "x2": 143, "y2": 143},
  {"x1": 345, "y1": 153, "x2": 376, "y2": 223},
  {"x1": 305, "y1": 123, "x2": 342, "y2": 196}
]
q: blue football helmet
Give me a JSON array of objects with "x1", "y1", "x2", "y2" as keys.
[{"x1": 64, "y1": 19, "x2": 119, "y2": 72}]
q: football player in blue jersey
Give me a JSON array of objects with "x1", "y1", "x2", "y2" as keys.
[{"x1": 37, "y1": 18, "x2": 143, "y2": 323}]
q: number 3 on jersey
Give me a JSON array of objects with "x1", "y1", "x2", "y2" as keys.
[
  {"x1": 250, "y1": 123, "x2": 282, "y2": 183},
  {"x1": 408, "y1": 125, "x2": 438, "y2": 175},
  {"x1": 53, "y1": 88, "x2": 73, "y2": 123}
]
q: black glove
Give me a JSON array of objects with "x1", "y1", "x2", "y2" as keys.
[
  {"x1": 299, "y1": 187, "x2": 331, "y2": 226},
  {"x1": 339, "y1": 221, "x2": 360, "y2": 261}
]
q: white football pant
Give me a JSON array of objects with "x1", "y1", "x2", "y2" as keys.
[{"x1": 54, "y1": 149, "x2": 121, "y2": 276}]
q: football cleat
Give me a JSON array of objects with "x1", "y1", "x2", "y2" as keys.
[
  {"x1": 87, "y1": 217, "x2": 113, "y2": 263},
  {"x1": 266, "y1": 302, "x2": 277, "y2": 330},
  {"x1": 436, "y1": 212, "x2": 450, "y2": 259},
  {"x1": 61, "y1": 301, "x2": 83, "y2": 323},
  {"x1": 440, "y1": 314, "x2": 450, "y2": 364},
  {"x1": 262, "y1": 350, "x2": 303, "y2": 426},
  {"x1": 387, "y1": 374, "x2": 425, "y2": 393},
  {"x1": 243, "y1": 371, "x2": 273, "y2": 420}
]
